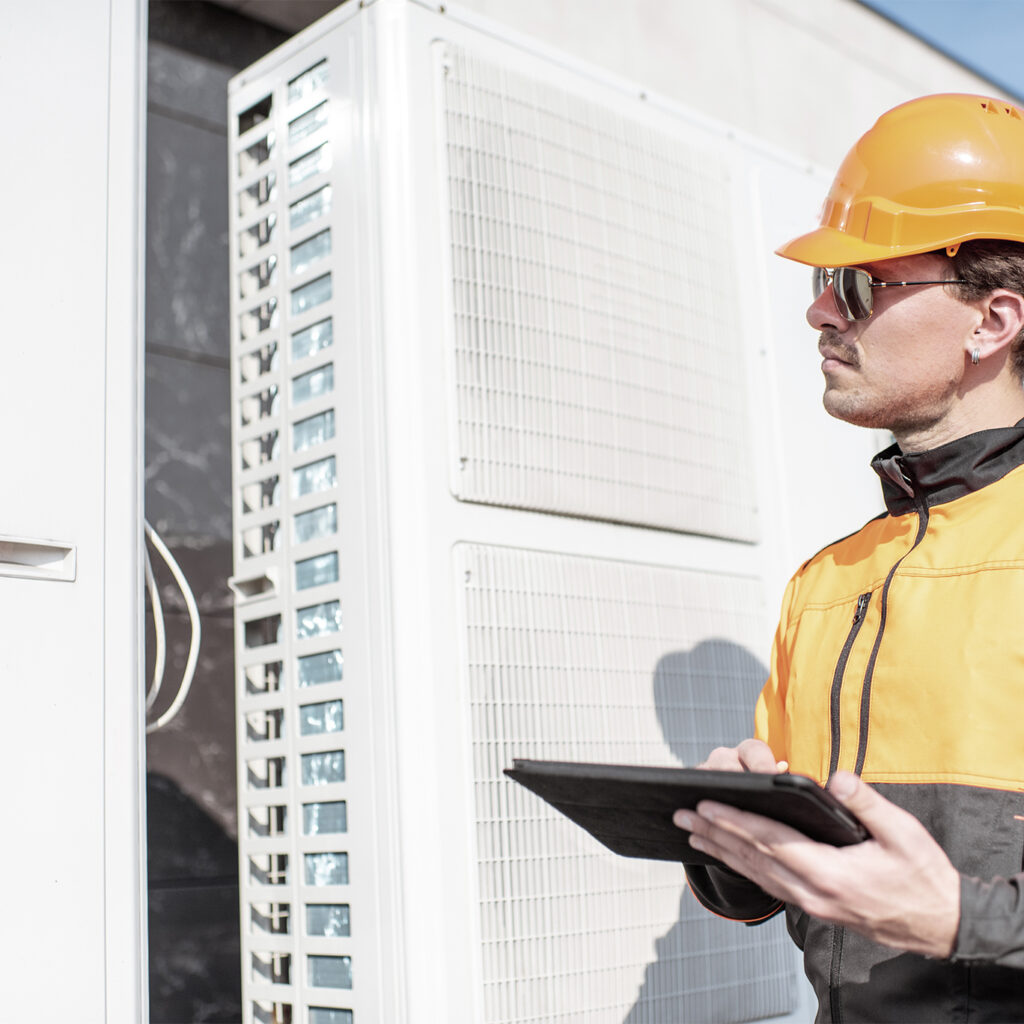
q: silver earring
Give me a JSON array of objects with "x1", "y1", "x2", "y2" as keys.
[{"x1": 972, "y1": 348, "x2": 981, "y2": 365}]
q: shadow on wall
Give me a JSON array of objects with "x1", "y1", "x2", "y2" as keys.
[{"x1": 623, "y1": 640, "x2": 792, "y2": 1024}]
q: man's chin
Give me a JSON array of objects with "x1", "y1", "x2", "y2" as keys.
[{"x1": 822, "y1": 390, "x2": 884, "y2": 429}]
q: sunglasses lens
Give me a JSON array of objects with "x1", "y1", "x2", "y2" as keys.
[
  {"x1": 836, "y1": 267, "x2": 873, "y2": 320},
  {"x1": 848, "y1": 268, "x2": 874, "y2": 319},
  {"x1": 811, "y1": 265, "x2": 829, "y2": 300},
  {"x1": 812, "y1": 267, "x2": 877, "y2": 320}
]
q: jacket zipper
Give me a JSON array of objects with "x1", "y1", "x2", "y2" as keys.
[
  {"x1": 827, "y1": 592, "x2": 871, "y2": 779},
  {"x1": 829, "y1": 925, "x2": 844, "y2": 1024},
  {"x1": 852, "y1": 497, "x2": 929, "y2": 775},
  {"x1": 828, "y1": 497, "x2": 930, "y2": 1022}
]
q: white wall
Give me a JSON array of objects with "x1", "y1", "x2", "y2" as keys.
[
  {"x1": 0, "y1": 1, "x2": 147, "y2": 1020},
  {"x1": 448, "y1": 0, "x2": 999, "y2": 170}
]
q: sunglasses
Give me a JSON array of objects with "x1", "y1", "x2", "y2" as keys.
[{"x1": 812, "y1": 266, "x2": 965, "y2": 321}]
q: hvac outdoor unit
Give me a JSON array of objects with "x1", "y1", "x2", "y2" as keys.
[{"x1": 227, "y1": 2, "x2": 874, "y2": 1021}]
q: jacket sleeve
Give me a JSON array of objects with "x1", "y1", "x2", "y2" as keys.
[
  {"x1": 682, "y1": 579, "x2": 797, "y2": 925},
  {"x1": 684, "y1": 862, "x2": 784, "y2": 923},
  {"x1": 951, "y1": 873, "x2": 1024, "y2": 968},
  {"x1": 682, "y1": 575, "x2": 803, "y2": 925},
  {"x1": 754, "y1": 572, "x2": 799, "y2": 756}
]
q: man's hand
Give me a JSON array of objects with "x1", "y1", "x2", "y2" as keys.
[
  {"x1": 698, "y1": 737, "x2": 788, "y2": 774},
  {"x1": 673, "y1": 771, "x2": 960, "y2": 958}
]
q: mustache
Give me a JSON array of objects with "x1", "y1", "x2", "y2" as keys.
[{"x1": 819, "y1": 329, "x2": 859, "y2": 367}]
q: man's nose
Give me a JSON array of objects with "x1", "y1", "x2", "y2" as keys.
[{"x1": 806, "y1": 283, "x2": 850, "y2": 333}]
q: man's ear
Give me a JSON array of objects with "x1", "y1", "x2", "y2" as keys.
[{"x1": 971, "y1": 289, "x2": 1024, "y2": 360}]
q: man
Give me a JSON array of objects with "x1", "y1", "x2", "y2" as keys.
[{"x1": 674, "y1": 93, "x2": 1024, "y2": 1021}]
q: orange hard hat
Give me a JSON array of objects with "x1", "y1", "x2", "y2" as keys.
[{"x1": 777, "y1": 93, "x2": 1024, "y2": 267}]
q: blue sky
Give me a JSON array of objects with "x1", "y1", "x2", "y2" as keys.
[{"x1": 860, "y1": 0, "x2": 1024, "y2": 102}]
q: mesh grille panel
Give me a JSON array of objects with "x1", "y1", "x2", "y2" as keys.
[
  {"x1": 458, "y1": 544, "x2": 795, "y2": 1023},
  {"x1": 442, "y1": 47, "x2": 758, "y2": 541}
]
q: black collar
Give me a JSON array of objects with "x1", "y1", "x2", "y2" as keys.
[{"x1": 872, "y1": 421, "x2": 1024, "y2": 516}]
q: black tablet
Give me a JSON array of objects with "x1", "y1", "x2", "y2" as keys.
[{"x1": 504, "y1": 759, "x2": 868, "y2": 866}]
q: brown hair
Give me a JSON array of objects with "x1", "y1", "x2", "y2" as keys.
[{"x1": 948, "y1": 240, "x2": 1024, "y2": 380}]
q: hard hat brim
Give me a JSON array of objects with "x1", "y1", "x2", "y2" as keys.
[{"x1": 774, "y1": 226, "x2": 930, "y2": 268}]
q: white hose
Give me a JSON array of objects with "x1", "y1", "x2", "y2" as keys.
[
  {"x1": 144, "y1": 520, "x2": 202, "y2": 733},
  {"x1": 143, "y1": 540, "x2": 167, "y2": 712}
]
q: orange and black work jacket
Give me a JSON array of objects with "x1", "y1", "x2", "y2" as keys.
[{"x1": 687, "y1": 424, "x2": 1024, "y2": 1023}]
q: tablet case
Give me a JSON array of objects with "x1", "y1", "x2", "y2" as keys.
[{"x1": 504, "y1": 759, "x2": 867, "y2": 865}]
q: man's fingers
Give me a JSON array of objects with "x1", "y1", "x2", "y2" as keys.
[
  {"x1": 697, "y1": 746, "x2": 742, "y2": 770},
  {"x1": 827, "y1": 772, "x2": 921, "y2": 849},
  {"x1": 736, "y1": 738, "x2": 783, "y2": 772},
  {"x1": 697, "y1": 739, "x2": 780, "y2": 772},
  {"x1": 696, "y1": 800, "x2": 808, "y2": 851},
  {"x1": 677, "y1": 800, "x2": 810, "y2": 861},
  {"x1": 684, "y1": 803, "x2": 817, "y2": 902}
]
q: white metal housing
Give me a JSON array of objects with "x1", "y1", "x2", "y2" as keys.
[
  {"x1": 0, "y1": 0, "x2": 147, "y2": 1021},
  {"x1": 227, "y1": 3, "x2": 883, "y2": 1022}
]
